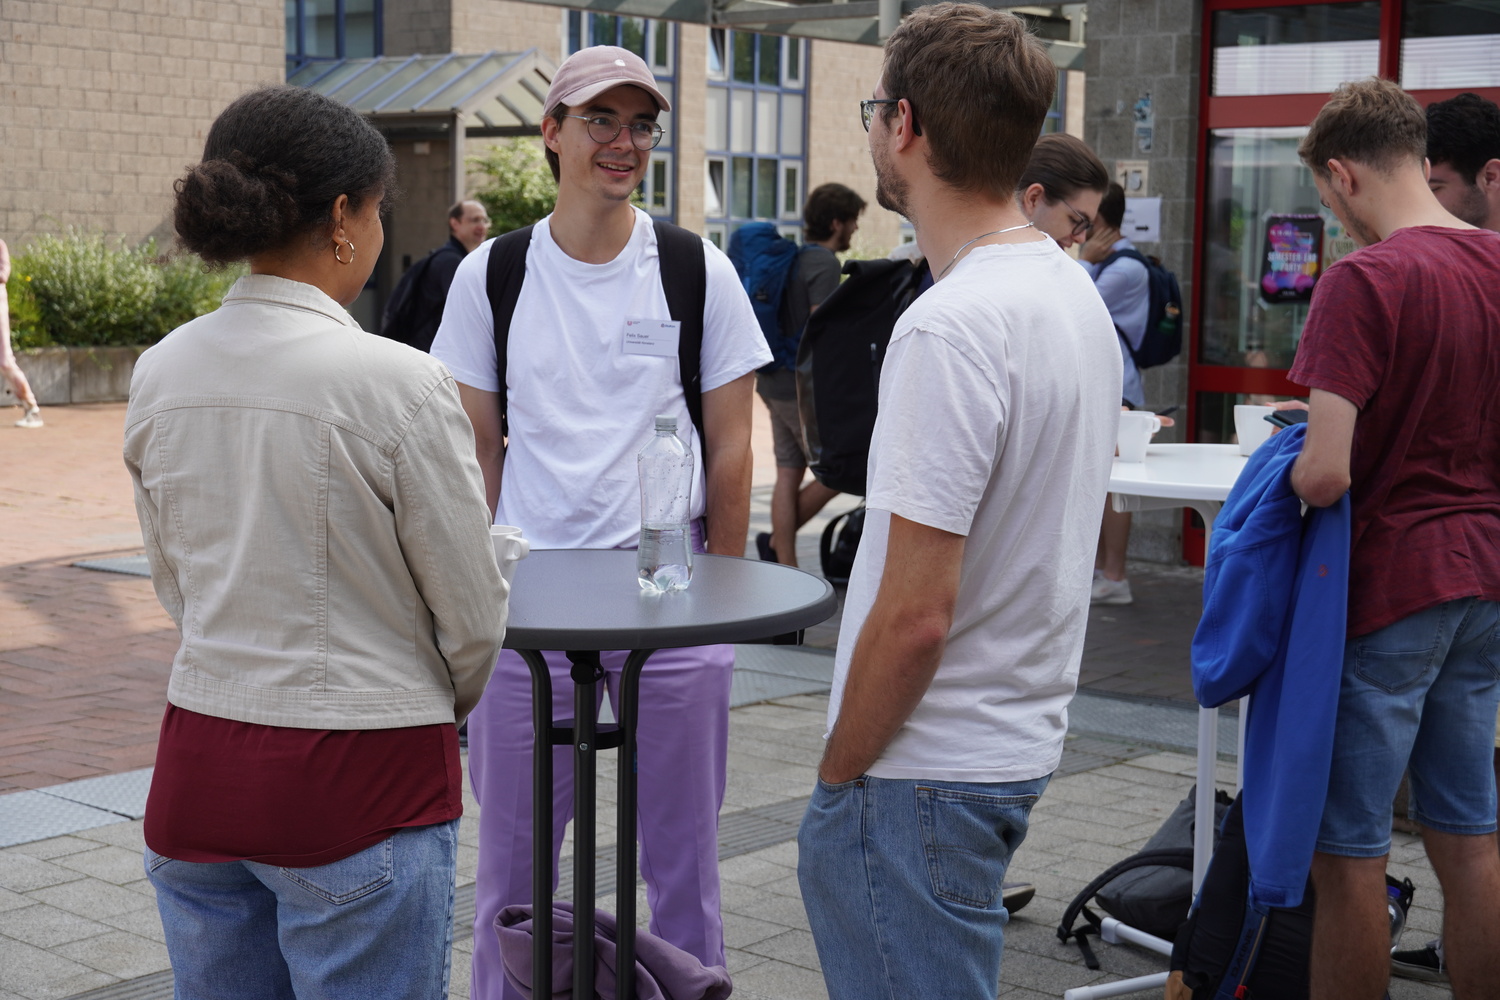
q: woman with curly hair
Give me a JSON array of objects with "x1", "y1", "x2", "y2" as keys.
[{"x1": 125, "y1": 85, "x2": 508, "y2": 999}]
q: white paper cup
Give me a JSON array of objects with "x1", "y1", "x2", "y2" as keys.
[
  {"x1": 1116, "y1": 410, "x2": 1162, "y2": 464},
  {"x1": 489, "y1": 525, "x2": 530, "y2": 588},
  {"x1": 1234, "y1": 404, "x2": 1276, "y2": 456}
]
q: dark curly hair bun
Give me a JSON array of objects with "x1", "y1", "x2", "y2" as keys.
[{"x1": 174, "y1": 86, "x2": 395, "y2": 265}]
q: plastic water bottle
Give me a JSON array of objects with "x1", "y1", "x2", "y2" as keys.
[
  {"x1": 637, "y1": 414, "x2": 693, "y2": 593},
  {"x1": 1387, "y1": 884, "x2": 1406, "y2": 949}
]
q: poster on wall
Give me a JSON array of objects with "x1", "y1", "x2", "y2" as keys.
[{"x1": 1259, "y1": 214, "x2": 1324, "y2": 304}]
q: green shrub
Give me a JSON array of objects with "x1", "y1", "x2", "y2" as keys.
[
  {"x1": 10, "y1": 232, "x2": 242, "y2": 348},
  {"x1": 470, "y1": 140, "x2": 558, "y2": 236},
  {"x1": 5, "y1": 273, "x2": 49, "y2": 350}
]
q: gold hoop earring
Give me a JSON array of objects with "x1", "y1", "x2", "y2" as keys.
[{"x1": 333, "y1": 238, "x2": 356, "y2": 265}]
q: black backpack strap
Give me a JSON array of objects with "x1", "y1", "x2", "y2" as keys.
[
  {"x1": 484, "y1": 225, "x2": 535, "y2": 438},
  {"x1": 1056, "y1": 848, "x2": 1195, "y2": 969},
  {"x1": 652, "y1": 219, "x2": 708, "y2": 456},
  {"x1": 1091, "y1": 248, "x2": 1150, "y2": 368}
]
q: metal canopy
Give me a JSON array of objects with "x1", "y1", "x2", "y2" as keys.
[
  {"x1": 292, "y1": 49, "x2": 557, "y2": 138},
  {"x1": 501, "y1": 0, "x2": 1084, "y2": 66}
]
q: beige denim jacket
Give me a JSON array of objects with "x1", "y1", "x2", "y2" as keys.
[{"x1": 124, "y1": 275, "x2": 506, "y2": 729}]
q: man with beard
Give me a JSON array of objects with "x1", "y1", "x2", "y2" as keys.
[
  {"x1": 1287, "y1": 78, "x2": 1500, "y2": 1000},
  {"x1": 431, "y1": 45, "x2": 769, "y2": 1000},
  {"x1": 794, "y1": 6, "x2": 1120, "y2": 998},
  {"x1": 756, "y1": 181, "x2": 866, "y2": 566}
]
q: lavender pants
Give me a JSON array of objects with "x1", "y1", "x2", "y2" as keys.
[{"x1": 467, "y1": 640, "x2": 734, "y2": 1000}]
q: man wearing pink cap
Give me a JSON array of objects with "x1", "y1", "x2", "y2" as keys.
[{"x1": 431, "y1": 45, "x2": 769, "y2": 999}]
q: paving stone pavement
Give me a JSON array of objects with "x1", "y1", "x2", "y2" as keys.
[{"x1": 0, "y1": 695, "x2": 1449, "y2": 1000}]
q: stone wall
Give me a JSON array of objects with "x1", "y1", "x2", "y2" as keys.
[
  {"x1": 1084, "y1": 0, "x2": 1202, "y2": 562},
  {"x1": 806, "y1": 39, "x2": 898, "y2": 255},
  {"x1": 0, "y1": 0, "x2": 285, "y2": 246}
]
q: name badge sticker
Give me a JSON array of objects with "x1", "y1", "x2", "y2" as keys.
[{"x1": 623, "y1": 318, "x2": 681, "y2": 358}]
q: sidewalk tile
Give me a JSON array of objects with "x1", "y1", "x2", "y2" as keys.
[
  {"x1": 0, "y1": 853, "x2": 80, "y2": 893},
  {"x1": 53, "y1": 929, "x2": 171, "y2": 979},
  {"x1": 27, "y1": 879, "x2": 155, "y2": 919},
  {"x1": 0, "y1": 902, "x2": 112, "y2": 949},
  {"x1": 0, "y1": 936, "x2": 114, "y2": 999}
]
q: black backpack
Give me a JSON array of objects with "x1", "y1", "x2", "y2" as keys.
[
  {"x1": 795, "y1": 257, "x2": 928, "y2": 495},
  {"x1": 819, "y1": 505, "x2": 865, "y2": 585},
  {"x1": 483, "y1": 220, "x2": 708, "y2": 454},
  {"x1": 1169, "y1": 793, "x2": 1414, "y2": 1000},
  {"x1": 1095, "y1": 248, "x2": 1184, "y2": 369},
  {"x1": 1058, "y1": 785, "x2": 1232, "y2": 968},
  {"x1": 380, "y1": 242, "x2": 464, "y2": 353}
]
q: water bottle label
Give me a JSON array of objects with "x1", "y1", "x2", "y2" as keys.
[{"x1": 622, "y1": 318, "x2": 681, "y2": 358}]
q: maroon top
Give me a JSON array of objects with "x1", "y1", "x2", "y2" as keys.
[
  {"x1": 144, "y1": 705, "x2": 462, "y2": 867},
  {"x1": 1289, "y1": 226, "x2": 1500, "y2": 638}
]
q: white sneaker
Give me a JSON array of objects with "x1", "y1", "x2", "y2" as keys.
[
  {"x1": 1091, "y1": 574, "x2": 1133, "y2": 605},
  {"x1": 14, "y1": 406, "x2": 42, "y2": 429}
]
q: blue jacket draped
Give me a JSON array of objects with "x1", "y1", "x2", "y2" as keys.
[{"x1": 1191, "y1": 424, "x2": 1350, "y2": 909}]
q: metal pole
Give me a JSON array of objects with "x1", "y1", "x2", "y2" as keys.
[
  {"x1": 519, "y1": 649, "x2": 554, "y2": 1000},
  {"x1": 616, "y1": 649, "x2": 656, "y2": 1000},
  {"x1": 567, "y1": 651, "x2": 604, "y2": 1000},
  {"x1": 877, "y1": 0, "x2": 900, "y2": 40}
]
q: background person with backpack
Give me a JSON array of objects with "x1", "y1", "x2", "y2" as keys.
[
  {"x1": 731, "y1": 183, "x2": 866, "y2": 566},
  {"x1": 1081, "y1": 182, "x2": 1180, "y2": 606},
  {"x1": 378, "y1": 199, "x2": 490, "y2": 352}
]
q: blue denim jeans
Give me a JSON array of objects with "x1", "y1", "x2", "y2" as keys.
[
  {"x1": 797, "y1": 773, "x2": 1049, "y2": 1000},
  {"x1": 146, "y1": 819, "x2": 459, "y2": 1000},
  {"x1": 1318, "y1": 598, "x2": 1500, "y2": 857}
]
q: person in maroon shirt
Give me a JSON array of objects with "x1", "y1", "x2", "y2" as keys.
[{"x1": 1286, "y1": 78, "x2": 1500, "y2": 1000}]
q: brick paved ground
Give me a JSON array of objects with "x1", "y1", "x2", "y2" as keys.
[{"x1": 0, "y1": 404, "x2": 176, "y2": 793}]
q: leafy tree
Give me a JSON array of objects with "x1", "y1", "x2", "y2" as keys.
[{"x1": 469, "y1": 139, "x2": 557, "y2": 236}]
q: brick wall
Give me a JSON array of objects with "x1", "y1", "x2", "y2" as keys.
[
  {"x1": 0, "y1": 0, "x2": 284, "y2": 246},
  {"x1": 806, "y1": 39, "x2": 898, "y2": 255},
  {"x1": 1084, "y1": 0, "x2": 1201, "y2": 561}
]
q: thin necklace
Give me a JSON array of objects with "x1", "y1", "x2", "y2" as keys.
[{"x1": 936, "y1": 222, "x2": 1035, "y2": 279}]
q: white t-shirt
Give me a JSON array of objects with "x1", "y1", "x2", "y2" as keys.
[
  {"x1": 432, "y1": 208, "x2": 770, "y2": 549},
  {"x1": 827, "y1": 237, "x2": 1122, "y2": 782}
]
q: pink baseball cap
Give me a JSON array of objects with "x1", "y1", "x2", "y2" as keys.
[{"x1": 544, "y1": 46, "x2": 671, "y2": 115}]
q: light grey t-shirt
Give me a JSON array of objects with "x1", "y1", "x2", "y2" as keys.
[{"x1": 826, "y1": 237, "x2": 1122, "y2": 782}]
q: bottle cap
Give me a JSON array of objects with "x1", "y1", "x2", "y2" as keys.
[{"x1": 655, "y1": 414, "x2": 677, "y2": 433}]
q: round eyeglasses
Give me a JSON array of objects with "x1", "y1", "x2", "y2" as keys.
[{"x1": 561, "y1": 113, "x2": 664, "y2": 151}]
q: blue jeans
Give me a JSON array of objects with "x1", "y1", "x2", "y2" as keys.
[
  {"x1": 146, "y1": 819, "x2": 459, "y2": 1000},
  {"x1": 797, "y1": 773, "x2": 1048, "y2": 1000},
  {"x1": 1318, "y1": 598, "x2": 1500, "y2": 857}
]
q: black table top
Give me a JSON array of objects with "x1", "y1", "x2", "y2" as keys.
[{"x1": 501, "y1": 549, "x2": 838, "y2": 651}]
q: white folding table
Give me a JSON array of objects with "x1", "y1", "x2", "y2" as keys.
[{"x1": 1064, "y1": 443, "x2": 1249, "y2": 1000}]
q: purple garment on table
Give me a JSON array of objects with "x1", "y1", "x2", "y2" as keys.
[{"x1": 496, "y1": 902, "x2": 733, "y2": 1000}]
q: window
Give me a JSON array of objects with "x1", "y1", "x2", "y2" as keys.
[
  {"x1": 1210, "y1": 3, "x2": 1381, "y2": 96},
  {"x1": 1402, "y1": 0, "x2": 1500, "y2": 88},
  {"x1": 704, "y1": 32, "x2": 809, "y2": 239},
  {"x1": 285, "y1": 0, "x2": 383, "y2": 76},
  {"x1": 566, "y1": 12, "x2": 679, "y2": 220}
]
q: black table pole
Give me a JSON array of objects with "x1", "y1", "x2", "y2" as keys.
[
  {"x1": 567, "y1": 650, "x2": 606, "y2": 1000},
  {"x1": 616, "y1": 648, "x2": 655, "y2": 1000},
  {"x1": 518, "y1": 649, "x2": 554, "y2": 1000}
]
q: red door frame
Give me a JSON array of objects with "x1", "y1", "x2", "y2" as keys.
[{"x1": 1185, "y1": 0, "x2": 1499, "y2": 560}]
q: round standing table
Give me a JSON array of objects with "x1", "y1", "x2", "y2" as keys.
[{"x1": 502, "y1": 550, "x2": 838, "y2": 1000}]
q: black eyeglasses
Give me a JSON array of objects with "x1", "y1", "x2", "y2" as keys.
[
  {"x1": 561, "y1": 113, "x2": 664, "y2": 150},
  {"x1": 1059, "y1": 195, "x2": 1095, "y2": 239},
  {"x1": 859, "y1": 98, "x2": 922, "y2": 136}
]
